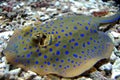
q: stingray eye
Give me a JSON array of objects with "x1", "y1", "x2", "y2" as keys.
[{"x1": 32, "y1": 32, "x2": 57, "y2": 48}]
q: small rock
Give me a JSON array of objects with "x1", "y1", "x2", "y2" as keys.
[
  {"x1": 1, "y1": 57, "x2": 7, "y2": 63},
  {"x1": 33, "y1": 76, "x2": 42, "y2": 80},
  {"x1": 74, "y1": 77, "x2": 92, "y2": 80},
  {"x1": 20, "y1": 70, "x2": 37, "y2": 80},
  {"x1": 40, "y1": 15, "x2": 50, "y2": 21},
  {"x1": 62, "y1": 5, "x2": 69, "y2": 13},
  {"x1": 8, "y1": 68, "x2": 21, "y2": 80},
  {"x1": 55, "y1": 1, "x2": 60, "y2": 7},
  {"x1": 111, "y1": 58, "x2": 120, "y2": 79},
  {"x1": 0, "y1": 62, "x2": 9, "y2": 79},
  {"x1": 90, "y1": 71, "x2": 109, "y2": 80},
  {"x1": 99, "y1": 63, "x2": 112, "y2": 71},
  {"x1": 110, "y1": 49, "x2": 118, "y2": 61},
  {"x1": 46, "y1": 8, "x2": 57, "y2": 12},
  {"x1": 110, "y1": 31, "x2": 120, "y2": 38},
  {"x1": 0, "y1": 31, "x2": 14, "y2": 40}
]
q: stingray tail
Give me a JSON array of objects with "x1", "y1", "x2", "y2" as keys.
[{"x1": 100, "y1": 11, "x2": 120, "y2": 24}]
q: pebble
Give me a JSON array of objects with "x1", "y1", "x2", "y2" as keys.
[
  {"x1": 110, "y1": 31, "x2": 120, "y2": 38},
  {"x1": 8, "y1": 68, "x2": 21, "y2": 80},
  {"x1": 33, "y1": 76, "x2": 42, "y2": 80},
  {"x1": 46, "y1": 8, "x2": 57, "y2": 12},
  {"x1": 90, "y1": 71, "x2": 109, "y2": 80},
  {"x1": 110, "y1": 49, "x2": 118, "y2": 61},
  {"x1": 55, "y1": 1, "x2": 60, "y2": 7},
  {"x1": 0, "y1": 31, "x2": 14, "y2": 40},
  {"x1": 111, "y1": 58, "x2": 120, "y2": 79},
  {"x1": 99, "y1": 62, "x2": 112, "y2": 71},
  {"x1": 0, "y1": 62, "x2": 9, "y2": 79},
  {"x1": 20, "y1": 70, "x2": 37, "y2": 80},
  {"x1": 40, "y1": 15, "x2": 50, "y2": 21}
]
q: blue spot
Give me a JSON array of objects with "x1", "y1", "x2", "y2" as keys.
[
  {"x1": 60, "y1": 24, "x2": 62, "y2": 27},
  {"x1": 90, "y1": 37, "x2": 93, "y2": 40},
  {"x1": 63, "y1": 45, "x2": 67, "y2": 48},
  {"x1": 36, "y1": 49, "x2": 39, "y2": 52},
  {"x1": 38, "y1": 53, "x2": 42, "y2": 56},
  {"x1": 61, "y1": 29, "x2": 64, "y2": 32},
  {"x1": 71, "y1": 60, "x2": 74, "y2": 63},
  {"x1": 55, "y1": 43, "x2": 59, "y2": 47},
  {"x1": 97, "y1": 41, "x2": 100, "y2": 43},
  {"x1": 90, "y1": 29, "x2": 93, "y2": 33},
  {"x1": 64, "y1": 67, "x2": 66, "y2": 69},
  {"x1": 44, "y1": 61, "x2": 47, "y2": 64},
  {"x1": 58, "y1": 36, "x2": 61, "y2": 39},
  {"x1": 30, "y1": 34, "x2": 32, "y2": 36},
  {"x1": 66, "y1": 26, "x2": 68, "y2": 29},
  {"x1": 79, "y1": 24, "x2": 82, "y2": 26},
  {"x1": 59, "y1": 65, "x2": 62, "y2": 68},
  {"x1": 24, "y1": 48, "x2": 27, "y2": 50},
  {"x1": 44, "y1": 55, "x2": 47, "y2": 59},
  {"x1": 26, "y1": 32, "x2": 29, "y2": 35},
  {"x1": 30, "y1": 30, "x2": 32, "y2": 32},
  {"x1": 80, "y1": 34, "x2": 85, "y2": 37},
  {"x1": 34, "y1": 27, "x2": 37, "y2": 30},
  {"x1": 69, "y1": 32, "x2": 72, "y2": 35},
  {"x1": 15, "y1": 59, "x2": 18, "y2": 62},
  {"x1": 102, "y1": 45, "x2": 104, "y2": 49},
  {"x1": 56, "y1": 50, "x2": 60, "y2": 55},
  {"x1": 65, "y1": 50, "x2": 69, "y2": 55},
  {"x1": 26, "y1": 53, "x2": 31, "y2": 58},
  {"x1": 71, "y1": 46, "x2": 74, "y2": 49},
  {"x1": 74, "y1": 26, "x2": 77, "y2": 30},
  {"x1": 35, "y1": 61, "x2": 39, "y2": 64},
  {"x1": 73, "y1": 53, "x2": 78, "y2": 58},
  {"x1": 71, "y1": 38, "x2": 75, "y2": 42},
  {"x1": 68, "y1": 59, "x2": 70, "y2": 62},
  {"x1": 87, "y1": 41, "x2": 90, "y2": 45},
  {"x1": 74, "y1": 42, "x2": 79, "y2": 46},
  {"x1": 91, "y1": 49, "x2": 94, "y2": 52},
  {"x1": 40, "y1": 65, "x2": 43, "y2": 68},
  {"x1": 94, "y1": 30, "x2": 97, "y2": 33},
  {"x1": 18, "y1": 36, "x2": 22, "y2": 39},
  {"x1": 88, "y1": 22, "x2": 90, "y2": 25},
  {"x1": 27, "y1": 60, "x2": 30, "y2": 64},
  {"x1": 82, "y1": 43, "x2": 85, "y2": 48},
  {"x1": 43, "y1": 30, "x2": 47, "y2": 32},
  {"x1": 79, "y1": 56, "x2": 82, "y2": 58},
  {"x1": 60, "y1": 17, "x2": 63, "y2": 20},
  {"x1": 40, "y1": 28, "x2": 42, "y2": 30},
  {"x1": 53, "y1": 64, "x2": 56, "y2": 67},
  {"x1": 94, "y1": 46, "x2": 97, "y2": 49},
  {"x1": 69, "y1": 40, "x2": 72, "y2": 43},
  {"x1": 47, "y1": 62, "x2": 51, "y2": 65},
  {"x1": 52, "y1": 32, "x2": 54, "y2": 34},
  {"x1": 85, "y1": 26, "x2": 88, "y2": 30},
  {"x1": 94, "y1": 40, "x2": 96, "y2": 43},
  {"x1": 81, "y1": 51, "x2": 84, "y2": 54},
  {"x1": 56, "y1": 58, "x2": 59, "y2": 62},
  {"x1": 30, "y1": 52, "x2": 33, "y2": 54},
  {"x1": 67, "y1": 65, "x2": 70, "y2": 68},
  {"x1": 49, "y1": 48, "x2": 53, "y2": 52},
  {"x1": 61, "y1": 60, "x2": 64, "y2": 63},
  {"x1": 65, "y1": 34, "x2": 68, "y2": 36},
  {"x1": 72, "y1": 20, "x2": 74, "y2": 22},
  {"x1": 56, "y1": 31, "x2": 58, "y2": 34}
]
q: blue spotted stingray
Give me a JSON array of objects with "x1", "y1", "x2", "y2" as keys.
[{"x1": 4, "y1": 12, "x2": 120, "y2": 77}]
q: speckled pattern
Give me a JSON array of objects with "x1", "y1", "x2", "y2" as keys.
[{"x1": 3, "y1": 12, "x2": 120, "y2": 78}]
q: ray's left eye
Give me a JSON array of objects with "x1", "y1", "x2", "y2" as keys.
[{"x1": 32, "y1": 32, "x2": 57, "y2": 48}]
